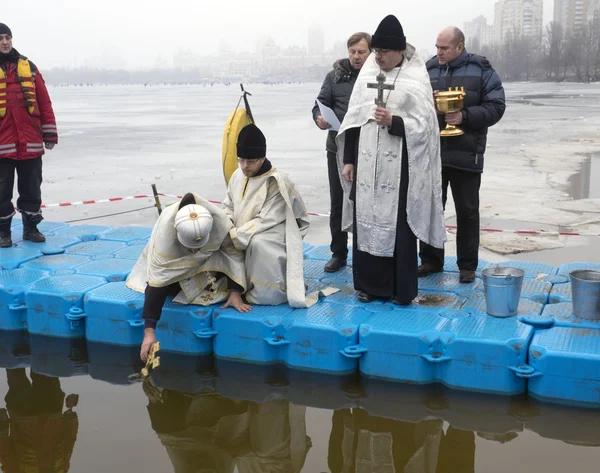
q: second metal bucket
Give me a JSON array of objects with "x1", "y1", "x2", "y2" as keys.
[
  {"x1": 481, "y1": 266, "x2": 525, "y2": 317},
  {"x1": 569, "y1": 270, "x2": 600, "y2": 320}
]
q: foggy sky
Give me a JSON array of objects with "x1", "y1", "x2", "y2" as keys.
[{"x1": 3, "y1": 0, "x2": 554, "y2": 70}]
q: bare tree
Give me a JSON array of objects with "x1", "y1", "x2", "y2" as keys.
[{"x1": 543, "y1": 22, "x2": 566, "y2": 81}]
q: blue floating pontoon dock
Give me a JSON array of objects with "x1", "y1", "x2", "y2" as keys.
[{"x1": 1, "y1": 219, "x2": 599, "y2": 408}]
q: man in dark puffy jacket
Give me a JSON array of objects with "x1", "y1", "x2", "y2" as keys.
[
  {"x1": 312, "y1": 32, "x2": 371, "y2": 273},
  {"x1": 419, "y1": 27, "x2": 505, "y2": 283}
]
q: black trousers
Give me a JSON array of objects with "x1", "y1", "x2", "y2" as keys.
[
  {"x1": 327, "y1": 151, "x2": 348, "y2": 259},
  {"x1": 0, "y1": 157, "x2": 43, "y2": 218},
  {"x1": 420, "y1": 167, "x2": 482, "y2": 271}
]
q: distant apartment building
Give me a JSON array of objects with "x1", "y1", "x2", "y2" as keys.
[
  {"x1": 554, "y1": 0, "x2": 592, "y2": 33},
  {"x1": 308, "y1": 25, "x2": 325, "y2": 57},
  {"x1": 588, "y1": 0, "x2": 600, "y2": 22},
  {"x1": 494, "y1": 0, "x2": 543, "y2": 42},
  {"x1": 464, "y1": 15, "x2": 495, "y2": 47}
]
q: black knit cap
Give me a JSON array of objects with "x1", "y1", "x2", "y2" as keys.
[
  {"x1": 0, "y1": 23, "x2": 12, "y2": 37},
  {"x1": 371, "y1": 15, "x2": 406, "y2": 51},
  {"x1": 237, "y1": 124, "x2": 266, "y2": 159}
]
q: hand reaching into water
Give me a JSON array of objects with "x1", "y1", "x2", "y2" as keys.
[{"x1": 140, "y1": 329, "x2": 157, "y2": 362}]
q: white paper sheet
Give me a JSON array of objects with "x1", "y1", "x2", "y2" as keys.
[{"x1": 316, "y1": 99, "x2": 341, "y2": 132}]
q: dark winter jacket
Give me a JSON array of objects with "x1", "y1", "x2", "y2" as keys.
[
  {"x1": 312, "y1": 58, "x2": 359, "y2": 153},
  {"x1": 427, "y1": 50, "x2": 505, "y2": 173}
]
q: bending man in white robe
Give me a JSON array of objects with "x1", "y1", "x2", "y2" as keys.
[{"x1": 127, "y1": 192, "x2": 250, "y2": 361}]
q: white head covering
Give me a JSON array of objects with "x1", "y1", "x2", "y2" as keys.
[{"x1": 174, "y1": 204, "x2": 213, "y2": 249}]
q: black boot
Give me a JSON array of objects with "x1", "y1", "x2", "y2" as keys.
[
  {"x1": 324, "y1": 256, "x2": 347, "y2": 273},
  {"x1": 0, "y1": 218, "x2": 12, "y2": 248},
  {"x1": 21, "y1": 212, "x2": 46, "y2": 243}
]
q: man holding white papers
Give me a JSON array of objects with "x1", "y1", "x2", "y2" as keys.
[{"x1": 311, "y1": 32, "x2": 371, "y2": 273}]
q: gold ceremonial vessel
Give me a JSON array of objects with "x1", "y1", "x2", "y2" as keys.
[{"x1": 435, "y1": 87, "x2": 466, "y2": 137}]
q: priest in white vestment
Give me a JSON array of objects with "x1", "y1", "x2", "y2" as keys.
[
  {"x1": 223, "y1": 124, "x2": 313, "y2": 308},
  {"x1": 336, "y1": 14, "x2": 446, "y2": 305}
]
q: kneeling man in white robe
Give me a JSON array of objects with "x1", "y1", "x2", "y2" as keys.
[{"x1": 223, "y1": 123, "x2": 314, "y2": 307}]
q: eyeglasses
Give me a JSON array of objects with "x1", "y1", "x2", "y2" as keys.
[
  {"x1": 0, "y1": 35, "x2": 12, "y2": 42},
  {"x1": 374, "y1": 49, "x2": 391, "y2": 56},
  {"x1": 237, "y1": 157, "x2": 261, "y2": 164}
]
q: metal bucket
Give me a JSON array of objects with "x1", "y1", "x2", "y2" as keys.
[
  {"x1": 570, "y1": 270, "x2": 600, "y2": 320},
  {"x1": 481, "y1": 266, "x2": 525, "y2": 317}
]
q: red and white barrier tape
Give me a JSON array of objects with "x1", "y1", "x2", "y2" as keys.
[{"x1": 38, "y1": 193, "x2": 600, "y2": 237}]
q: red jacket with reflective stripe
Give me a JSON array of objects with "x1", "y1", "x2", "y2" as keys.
[{"x1": 0, "y1": 58, "x2": 58, "y2": 160}]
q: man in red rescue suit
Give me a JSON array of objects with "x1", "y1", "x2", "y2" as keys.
[{"x1": 0, "y1": 23, "x2": 58, "y2": 248}]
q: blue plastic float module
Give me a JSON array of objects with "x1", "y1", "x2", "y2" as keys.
[
  {"x1": 52, "y1": 224, "x2": 112, "y2": 241},
  {"x1": 83, "y1": 281, "x2": 146, "y2": 346},
  {"x1": 213, "y1": 302, "x2": 374, "y2": 374},
  {"x1": 15, "y1": 234, "x2": 82, "y2": 255},
  {"x1": 3, "y1": 233, "x2": 600, "y2": 406},
  {"x1": 11, "y1": 218, "x2": 69, "y2": 243},
  {"x1": 26, "y1": 274, "x2": 107, "y2": 338},
  {"x1": 99, "y1": 225, "x2": 153, "y2": 243},
  {"x1": 36, "y1": 220, "x2": 71, "y2": 234},
  {"x1": 558, "y1": 262, "x2": 600, "y2": 276},
  {"x1": 156, "y1": 298, "x2": 214, "y2": 355},
  {"x1": 444, "y1": 256, "x2": 493, "y2": 274},
  {"x1": 213, "y1": 305, "x2": 295, "y2": 365},
  {"x1": 528, "y1": 302, "x2": 600, "y2": 331},
  {"x1": 286, "y1": 303, "x2": 373, "y2": 373},
  {"x1": 11, "y1": 220, "x2": 71, "y2": 244},
  {"x1": 358, "y1": 308, "x2": 535, "y2": 395},
  {"x1": 528, "y1": 327, "x2": 600, "y2": 408},
  {"x1": 0, "y1": 268, "x2": 50, "y2": 330},
  {"x1": 418, "y1": 271, "x2": 482, "y2": 297},
  {"x1": 75, "y1": 258, "x2": 136, "y2": 282},
  {"x1": 21, "y1": 254, "x2": 93, "y2": 274},
  {"x1": 304, "y1": 244, "x2": 353, "y2": 266},
  {"x1": 549, "y1": 282, "x2": 572, "y2": 303},
  {"x1": 302, "y1": 258, "x2": 351, "y2": 281},
  {"x1": 82, "y1": 281, "x2": 214, "y2": 353},
  {"x1": 498, "y1": 260, "x2": 559, "y2": 279},
  {"x1": 0, "y1": 246, "x2": 42, "y2": 270},
  {"x1": 113, "y1": 244, "x2": 145, "y2": 260},
  {"x1": 65, "y1": 240, "x2": 128, "y2": 258},
  {"x1": 323, "y1": 277, "x2": 468, "y2": 312}
]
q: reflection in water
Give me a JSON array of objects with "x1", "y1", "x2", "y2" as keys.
[
  {"x1": 1, "y1": 331, "x2": 600, "y2": 473},
  {"x1": 142, "y1": 378, "x2": 311, "y2": 473},
  {"x1": 0, "y1": 369, "x2": 79, "y2": 473},
  {"x1": 328, "y1": 409, "x2": 475, "y2": 473}
]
